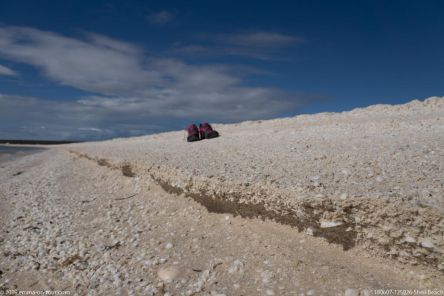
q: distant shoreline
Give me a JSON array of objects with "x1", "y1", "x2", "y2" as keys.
[{"x1": 0, "y1": 140, "x2": 82, "y2": 145}]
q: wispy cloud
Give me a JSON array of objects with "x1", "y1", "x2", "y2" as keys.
[
  {"x1": 171, "y1": 31, "x2": 304, "y2": 60},
  {"x1": 0, "y1": 26, "x2": 317, "y2": 140},
  {"x1": 0, "y1": 64, "x2": 17, "y2": 76},
  {"x1": 0, "y1": 27, "x2": 155, "y2": 95},
  {"x1": 147, "y1": 10, "x2": 174, "y2": 25},
  {"x1": 84, "y1": 32, "x2": 141, "y2": 54},
  {"x1": 212, "y1": 32, "x2": 303, "y2": 48}
]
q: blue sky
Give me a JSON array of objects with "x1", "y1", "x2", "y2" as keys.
[{"x1": 0, "y1": 0, "x2": 443, "y2": 140}]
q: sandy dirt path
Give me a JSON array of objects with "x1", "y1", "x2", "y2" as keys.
[{"x1": 1, "y1": 150, "x2": 443, "y2": 296}]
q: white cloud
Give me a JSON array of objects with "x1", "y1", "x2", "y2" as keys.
[
  {"x1": 0, "y1": 27, "x2": 157, "y2": 95},
  {"x1": 85, "y1": 32, "x2": 141, "y2": 54},
  {"x1": 0, "y1": 64, "x2": 17, "y2": 76},
  {"x1": 147, "y1": 10, "x2": 174, "y2": 25},
  {"x1": 0, "y1": 26, "x2": 317, "y2": 140},
  {"x1": 213, "y1": 32, "x2": 303, "y2": 48},
  {"x1": 172, "y1": 31, "x2": 304, "y2": 60}
]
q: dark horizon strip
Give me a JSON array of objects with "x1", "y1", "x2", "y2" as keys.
[{"x1": 0, "y1": 139, "x2": 84, "y2": 145}]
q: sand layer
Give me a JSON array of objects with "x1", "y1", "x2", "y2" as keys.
[{"x1": 67, "y1": 97, "x2": 444, "y2": 271}]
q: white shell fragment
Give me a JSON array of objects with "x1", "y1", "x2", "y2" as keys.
[{"x1": 320, "y1": 220, "x2": 344, "y2": 228}]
